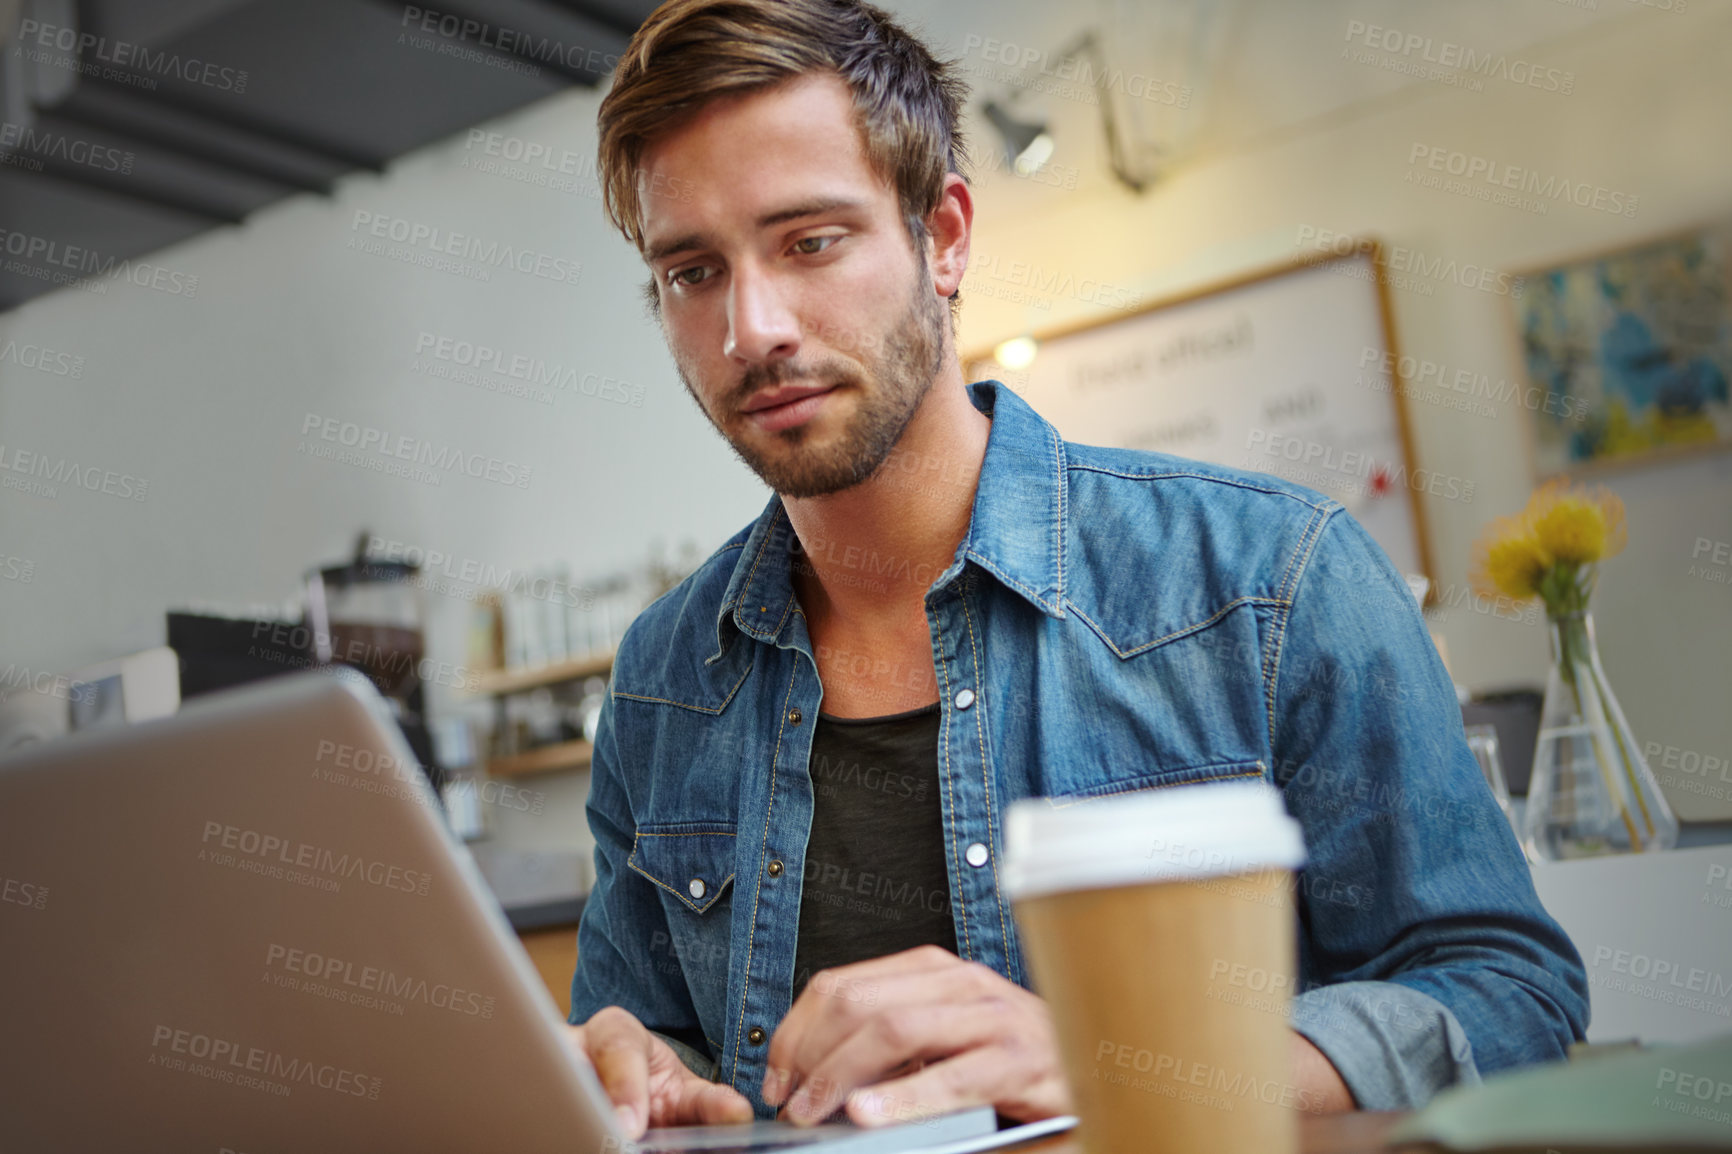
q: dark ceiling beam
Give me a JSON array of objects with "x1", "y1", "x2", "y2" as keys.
[
  {"x1": 359, "y1": 0, "x2": 612, "y2": 86},
  {"x1": 80, "y1": 72, "x2": 389, "y2": 173},
  {"x1": 43, "y1": 102, "x2": 337, "y2": 197},
  {"x1": 1, "y1": 159, "x2": 245, "y2": 224},
  {"x1": 526, "y1": 0, "x2": 642, "y2": 42}
]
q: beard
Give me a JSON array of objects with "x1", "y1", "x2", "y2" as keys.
[{"x1": 675, "y1": 262, "x2": 948, "y2": 499}]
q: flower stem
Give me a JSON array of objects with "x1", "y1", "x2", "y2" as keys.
[{"x1": 1551, "y1": 611, "x2": 1641, "y2": 850}]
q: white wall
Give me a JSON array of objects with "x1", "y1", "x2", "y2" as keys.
[
  {"x1": 2, "y1": 0, "x2": 1729, "y2": 849},
  {"x1": 0, "y1": 83, "x2": 773, "y2": 854},
  {"x1": 930, "y1": 0, "x2": 1732, "y2": 820}
]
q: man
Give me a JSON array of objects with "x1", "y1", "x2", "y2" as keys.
[{"x1": 565, "y1": 0, "x2": 1589, "y2": 1140}]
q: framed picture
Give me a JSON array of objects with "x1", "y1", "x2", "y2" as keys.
[
  {"x1": 1517, "y1": 224, "x2": 1732, "y2": 477},
  {"x1": 965, "y1": 245, "x2": 1435, "y2": 593}
]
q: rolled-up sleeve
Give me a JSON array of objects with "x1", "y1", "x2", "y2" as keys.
[
  {"x1": 1291, "y1": 981, "x2": 1479, "y2": 1109},
  {"x1": 1270, "y1": 511, "x2": 1589, "y2": 1109}
]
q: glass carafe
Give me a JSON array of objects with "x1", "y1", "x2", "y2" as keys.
[{"x1": 305, "y1": 538, "x2": 426, "y2": 707}]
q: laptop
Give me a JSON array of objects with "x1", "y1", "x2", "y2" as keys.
[{"x1": 0, "y1": 669, "x2": 1074, "y2": 1154}]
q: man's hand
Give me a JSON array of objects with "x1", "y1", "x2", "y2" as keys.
[
  {"x1": 761, "y1": 946, "x2": 1071, "y2": 1128},
  {"x1": 565, "y1": 1007, "x2": 754, "y2": 1139}
]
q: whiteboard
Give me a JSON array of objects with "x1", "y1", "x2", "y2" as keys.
[{"x1": 968, "y1": 250, "x2": 1432, "y2": 586}]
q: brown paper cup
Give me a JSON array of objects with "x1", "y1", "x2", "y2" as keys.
[{"x1": 1004, "y1": 782, "x2": 1307, "y2": 1154}]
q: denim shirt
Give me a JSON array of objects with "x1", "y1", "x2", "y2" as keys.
[{"x1": 570, "y1": 380, "x2": 1589, "y2": 1113}]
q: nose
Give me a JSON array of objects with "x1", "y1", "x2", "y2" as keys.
[{"x1": 724, "y1": 262, "x2": 800, "y2": 364}]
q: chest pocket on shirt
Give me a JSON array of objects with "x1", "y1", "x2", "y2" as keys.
[
  {"x1": 1044, "y1": 760, "x2": 1268, "y2": 805},
  {"x1": 628, "y1": 824, "x2": 736, "y2": 914}
]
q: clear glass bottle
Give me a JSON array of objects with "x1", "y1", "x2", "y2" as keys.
[
  {"x1": 1524, "y1": 611, "x2": 1678, "y2": 861},
  {"x1": 1464, "y1": 724, "x2": 1521, "y2": 848}
]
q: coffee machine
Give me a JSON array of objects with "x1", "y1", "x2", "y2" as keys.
[{"x1": 302, "y1": 533, "x2": 441, "y2": 788}]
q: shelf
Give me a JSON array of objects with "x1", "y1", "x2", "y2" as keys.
[
  {"x1": 469, "y1": 650, "x2": 614, "y2": 696},
  {"x1": 486, "y1": 739, "x2": 593, "y2": 778}
]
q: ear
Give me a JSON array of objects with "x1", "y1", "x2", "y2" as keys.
[{"x1": 924, "y1": 173, "x2": 972, "y2": 300}]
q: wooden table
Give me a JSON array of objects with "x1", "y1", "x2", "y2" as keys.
[{"x1": 1002, "y1": 1111, "x2": 1417, "y2": 1153}]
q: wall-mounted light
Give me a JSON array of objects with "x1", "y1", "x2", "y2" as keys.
[{"x1": 982, "y1": 100, "x2": 1054, "y2": 177}]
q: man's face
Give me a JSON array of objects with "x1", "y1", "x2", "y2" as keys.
[{"x1": 636, "y1": 73, "x2": 948, "y2": 498}]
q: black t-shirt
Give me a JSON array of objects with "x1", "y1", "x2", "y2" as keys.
[{"x1": 792, "y1": 701, "x2": 956, "y2": 999}]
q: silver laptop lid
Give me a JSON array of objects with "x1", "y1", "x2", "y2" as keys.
[{"x1": 0, "y1": 670, "x2": 617, "y2": 1154}]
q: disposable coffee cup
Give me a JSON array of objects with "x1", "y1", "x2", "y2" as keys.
[{"x1": 1004, "y1": 781, "x2": 1308, "y2": 1154}]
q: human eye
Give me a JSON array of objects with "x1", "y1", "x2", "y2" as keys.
[
  {"x1": 791, "y1": 234, "x2": 842, "y2": 257},
  {"x1": 666, "y1": 263, "x2": 716, "y2": 289}
]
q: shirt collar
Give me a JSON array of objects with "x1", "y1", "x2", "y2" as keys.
[{"x1": 714, "y1": 379, "x2": 1068, "y2": 655}]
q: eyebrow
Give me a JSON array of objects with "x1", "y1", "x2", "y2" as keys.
[{"x1": 642, "y1": 196, "x2": 870, "y2": 266}]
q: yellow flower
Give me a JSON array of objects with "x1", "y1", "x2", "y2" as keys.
[
  {"x1": 1471, "y1": 519, "x2": 1551, "y2": 601},
  {"x1": 1469, "y1": 481, "x2": 1630, "y2": 615},
  {"x1": 1526, "y1": 480, "x2": 1627, "y2": 564}
]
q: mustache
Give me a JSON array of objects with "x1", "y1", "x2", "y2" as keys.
[{"x1": 731, "y1": 359, "x2": 864, "y2": 408}]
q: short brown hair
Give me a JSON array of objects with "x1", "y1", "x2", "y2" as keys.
[{"x1": 597, "y1": 0, "x2": 969, "y2": 252}]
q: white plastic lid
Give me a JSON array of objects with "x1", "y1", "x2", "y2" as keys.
[{"x1": 1002, "y1": 780, "x2": 1306, "y2": 900}]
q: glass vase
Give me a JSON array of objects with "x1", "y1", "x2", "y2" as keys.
[{"x1": 1525, "y1": 611, "x2": 1679, "y2": 861}]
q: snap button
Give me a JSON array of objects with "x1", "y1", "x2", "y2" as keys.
[
  {"x1": 747, "y1": 1026, "x2": 766, "y2": 1045},
  {"x1": 767, "y1": 860, "x2": 784, "y2": 878},
  {"x1": 688, "y1": 878, "x2": 707, "y2": 899},
  {"x1": 787, "y1": 708, "x2": 802, "y2": 725},
  {"x1": 965, "y1": 842, "x2": 989, "y2": 868},
  {"x1": 954, "y1": 688, "x2": 976, "y2": 710}
]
